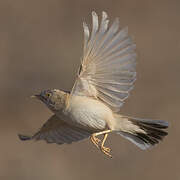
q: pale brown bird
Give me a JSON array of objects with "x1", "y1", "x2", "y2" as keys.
[{"x1": 18, "y1": 11, "x2": 168, "y2": 157}]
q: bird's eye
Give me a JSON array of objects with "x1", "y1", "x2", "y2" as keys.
[{"x1": 46, "y1": 93, "x2": 51, "y2": 98}]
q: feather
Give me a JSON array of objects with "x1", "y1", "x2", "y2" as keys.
[
  {"x1": 18, "y1": 115, "x2": 92, "y2": 145},
  {"x1": 70, "y1": 11, "x2": 136, "y2": 112}
]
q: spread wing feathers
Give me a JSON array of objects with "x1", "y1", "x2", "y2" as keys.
[
  {"x1": 18, "y1": 115, "x2": 92, "y2": 145},
  {"x1": 71, "y1": 11, "x2": 136, "y2": 112}
]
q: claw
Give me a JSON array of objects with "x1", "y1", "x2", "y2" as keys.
[
  {"x1": 90, "y1": 135, "x2": 101, "y2": 149},
  {"x1": 101, "y1": 146, "x2": 112, "y2": 157}
]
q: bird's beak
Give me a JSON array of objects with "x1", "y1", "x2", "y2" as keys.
[{"x1": 30, "y1": 94, "x2": 41, "y2": 99}]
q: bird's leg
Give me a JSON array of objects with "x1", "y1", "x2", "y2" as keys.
[
  {"x1": 100, "y1": 133, "x2": 112, "y2": 157},
  {"x1": 90, "y1": 130, "x2": 112, "y2": 157}
]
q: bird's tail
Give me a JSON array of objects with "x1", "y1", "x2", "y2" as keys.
[{"x1": 114, "y1": 115, "x2": 168, "y2": 150}]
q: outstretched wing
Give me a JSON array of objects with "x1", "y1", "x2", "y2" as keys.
[
  {"x1": 70, "y1": 11, "x2": 136, "y2": 112},
  {"x1": 18, "y1": 115, "x2": 92, "y2": 144}
]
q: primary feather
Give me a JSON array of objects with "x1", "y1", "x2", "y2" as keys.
[
  {"x1": 71, "y1": 11, "x2": 136, "y2": 112},
  {"x1": 19, "y1": 115, "x2": 92, "y2": 145}
]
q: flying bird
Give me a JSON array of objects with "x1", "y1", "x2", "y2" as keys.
[{"x1": 18, "y1": 11, "x2": 168, "y2": 157}]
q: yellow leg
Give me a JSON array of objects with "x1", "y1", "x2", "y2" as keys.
[
  {"x1": 100, "y1": 133, "x2": 112, "y2": 157},
  {"x1": 93, "y1": 130, "x2": 112, "y2": 136},
  {"x1": 90, "y1": 130, "x2": 112, "y2": 157}
]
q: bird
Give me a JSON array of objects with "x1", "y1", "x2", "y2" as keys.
[{"x1": 18, "y1": 11, "x2": 168, "y2": 157}]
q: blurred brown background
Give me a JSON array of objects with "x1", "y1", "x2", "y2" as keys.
[{"x1": 0, "y1": 0, "x2": 179, "y2": 179}]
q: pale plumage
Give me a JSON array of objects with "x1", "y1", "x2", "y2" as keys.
[
  {"x1": 71, "y1": 11, "x2": 136, "y2": 112},
  {"x1": 18, "y1": 12, "x2": 168, "y2": 157}
]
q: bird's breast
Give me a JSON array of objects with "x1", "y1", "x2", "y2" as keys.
[{"x1": 62, "y1": 95, "x2": 114, "y2": 131}]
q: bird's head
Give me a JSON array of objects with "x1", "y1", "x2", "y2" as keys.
[{"x1": 32, "y1": 89, "x2": 69, "y2": 112}]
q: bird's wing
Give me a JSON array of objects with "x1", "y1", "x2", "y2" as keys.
[
  {"x1": 70, "y1": 11, "x2": 136, "y2": 112},
  {"x1": 18, "y1": 115, "x2": 92, "y2": 144}
]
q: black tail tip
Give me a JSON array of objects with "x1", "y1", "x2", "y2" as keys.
[{"x1": 18, "y1": 134, "x2": 32, "y2": 141}]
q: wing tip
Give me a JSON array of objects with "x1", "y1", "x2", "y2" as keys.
[
  {"x1": 102, "y1": 11, "x2": 108, "y2": 16},
  {"x1": 18, "y1": 134, "x2": 32, "y2": 141},
  {"x1": 92, "y1": 11, "x2": 97, "y2": 17},
  {"x1": 91, "y1": 11, "x2": 108, "y2": 18},
  {"x1": 83, "y1": 22, "x2": 89, "y2": 32}
]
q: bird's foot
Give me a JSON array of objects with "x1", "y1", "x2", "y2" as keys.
[
  {"x1": 90, "y1": 135, "x2": 101, "y2": 149},
  {"x1": 101, "y1": 145, "x2": 112, "y2": 157}
]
